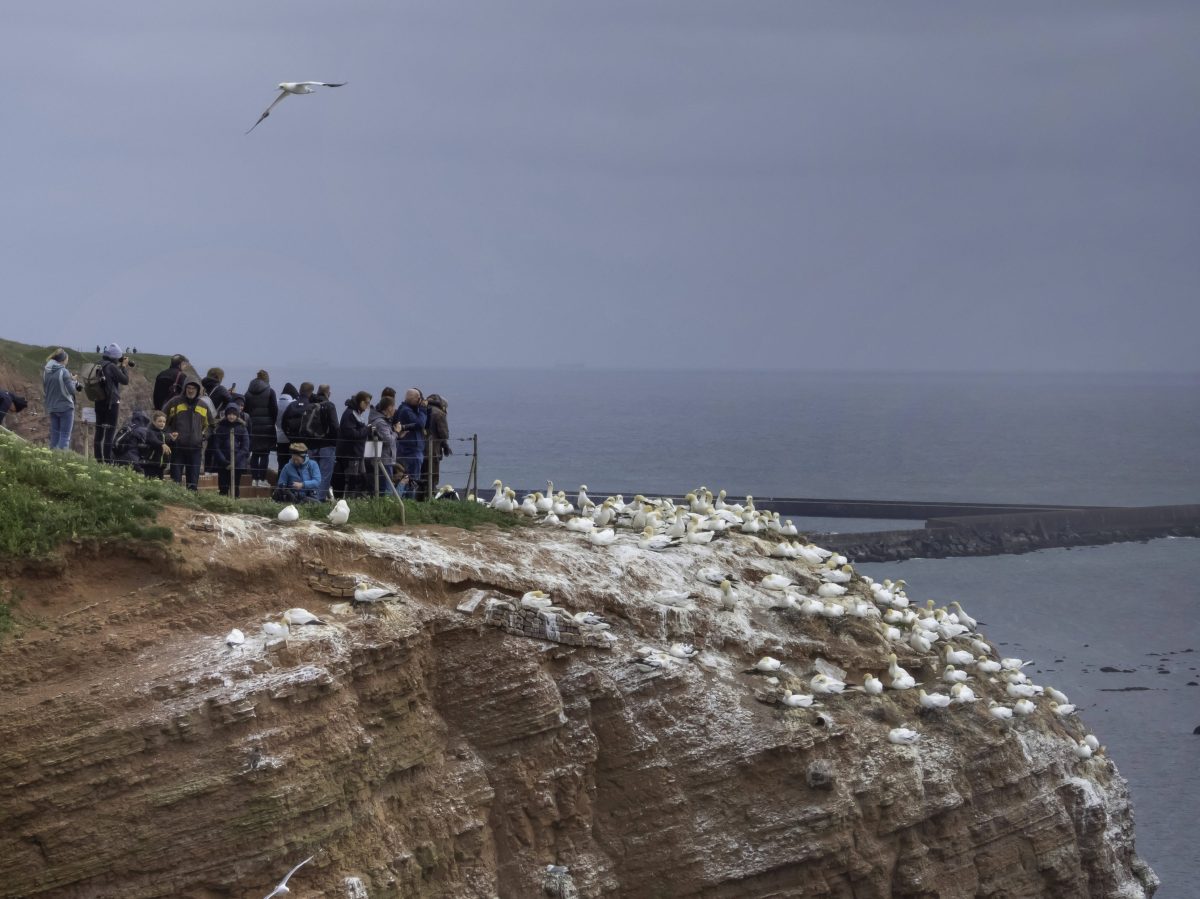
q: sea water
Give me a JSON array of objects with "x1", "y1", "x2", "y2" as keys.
[{"x1": 269, "y1": 365, "x2": 1199, "y2": 892}]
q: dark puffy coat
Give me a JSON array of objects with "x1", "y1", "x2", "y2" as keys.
[
  {"x1": 153, "y1": 364, "x2": 187, "y2": 411},
  {"x1": 114, "y1": 411, "x2": 154, "y2": 466},
  {"x1": 201, "y1": 376, "x2": 232, "y2": 413},
  {"x1": 241, "y1": 378, "x2": 279, "y2": 454},
  {"x1": 211, "y1": 415, "x2": 251, "y2": 470},
  {"x1": 336, "y1": 402, "x2": 371, "y2": 462},
  {"x1": 303, "y1": 392, "x2": 340, "y2": 450},
  {"x1": 98, "y1": 359, "x2": 130, "y2": 405}
]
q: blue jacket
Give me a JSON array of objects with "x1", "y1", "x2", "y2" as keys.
[
  {"x1": 42, "y1": 360, "x2": 77, "y2": 413},
  {"x1": 395, "y1": 402, "x2": 428, "y2": 460},
  {"x1": 277, "y1": 458, "x2": 321, "y2": 498},
  {"x1": 211, "y1": 419, "x2": 251, "y2": 469}
]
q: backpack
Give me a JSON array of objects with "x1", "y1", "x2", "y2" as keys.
[
  {"x1": 112, "y1": 423, "x2": 139, "y2": 458},
  {"x1": 284, "y1": 398, "x2": 326, "y2": 441},
  {"x1": 81, "y1": 362, "x2": 108, "y2": 402}
]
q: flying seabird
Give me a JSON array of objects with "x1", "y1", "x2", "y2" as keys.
[
  {"x1": 247, "y1": 82, "x2": 347, "y2": 133},
  {"x1": 262, "y1": 854, "x2": 314, "y2": 898}
]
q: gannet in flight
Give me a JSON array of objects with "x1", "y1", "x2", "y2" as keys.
[
  {"x1": 262, "y1": 855, "x2": 314, "y2": 898},
  {"x1": 248, "y1": 82, "x2": 347, "y2": 133}
]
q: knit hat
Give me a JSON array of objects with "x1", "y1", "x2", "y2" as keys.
[
  {"x1": 225, "y1": 402, "x2": 242, "y2": 415},
  {"x1": 288, "y1": 442, "x2": 308, "y2": 455},
  {"x1": 103, "y1": 343, "x2": 123, "y2": 360}
]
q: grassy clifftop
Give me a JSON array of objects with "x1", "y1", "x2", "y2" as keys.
[{"x1": 0, "y1": 336, "x2": 175, "y2": 386}]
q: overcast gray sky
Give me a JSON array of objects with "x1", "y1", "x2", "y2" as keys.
[{"x1": 2, "y1": 2, "x2": 1197, "y2": 371}]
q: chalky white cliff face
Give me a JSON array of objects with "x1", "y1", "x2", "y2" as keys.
[{"x1": 0, "y1": 501, "x2": 1158, "y2": 898}]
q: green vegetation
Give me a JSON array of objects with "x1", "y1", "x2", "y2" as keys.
[
  {"x1": 0, "y1": 337, "x2": 174, "y2": 383},
  {"x1": 0, "y1": 430, "x2": 515, "y2": 561}
]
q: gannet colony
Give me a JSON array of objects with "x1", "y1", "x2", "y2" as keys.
[{"x1": 0, "y1": 480, "x2": 1158, "y2": 897}]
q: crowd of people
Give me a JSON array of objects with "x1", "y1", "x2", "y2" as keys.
[{"x1": 29, "y1": 344, "x2": 451, "y2": 502}]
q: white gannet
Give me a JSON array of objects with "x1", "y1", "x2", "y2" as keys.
[
  {"x1": 1074, "y1": 740, "x2": 1093, "y2": 760},
  {"x1": 519, "y1": 494, "x2": 539, "y2": 517},
  {"x1": 941, "y1": 665, "x2": 969, "y2": 684},
  {"x1": 919, "y1": 689, "x2": 951, "y2": 710},
  {"x1": 577, "y1": 485, "x2": 591, "y2": 512},
  {"x1": 1046, "y1": 686, "x2": 1070, "y2": 705},
  {"x1": 988, "y1": 702, "x2": 1014, "y2": 721},
  {"x1": 944, "y1": 646, "x2": 974, "y2": 667},
  {"x1": 225, "y1": 628, "x2": 245, "y2": 646},
  {"x1": 887, "y1": 654, "x2": 916, "y2": 690},
  {"x1": 760, "y1": 574, "x2": 792, "y2": 591},
  {"x1": 1001, "y1": 657, "x2": 1032, "y2": 671},
  {"x1": 669, "y1": 643, "x2": 698, "y2": 659},
  {"x1": 863, "y1": 674, "x2": 884, "y2": 695},
  {"x1": 354, "y1": 582, "x2": 395, "y2": 603},
  {"x1": 1049, "y1": 701, "x2": 1077, "y2": 717},
  {"x1": 1006, "y1": 681, "x2": 1037, "y2": 699},
  {"x1": 246, "y1": 80, "x2": 347, "y2": 133},
  {"x1": 277, "y1": 504, "x2": 299, "y2": 522},
  {"x1": 651, "y1": 589, "x2": 691, "y2": 607},
  {"x1": 638, "y1": 526, "x2": 677, "y2": 551},
  {"x1": 950, "y1": 683, "x2": 977, "y2": 703},
  {"x1": 572, "y1": 610, "x2": 608, "y2": 628},
  {"x1": 586, "y1": 527, "x2": 617, "y2": 546},
  {"x1": 1084, "y1": 734, "x2": 1101, "y2": 751},
  {"x1": 685, "y1": 521, "x2": 715, "y2": 544},
  {"x1": 283, "y1": 608, "x2": 325, "y2": 626},
  {"x1": 949, "y1": 601, "x2": 977, "y2": 630},
  {"x1": 536, "y1": 485, "x2": 554, "y2": 514},
  {"x1": 754, "y1": 656, "x2": 783, "y2": 673},
  {"x1": 780, "y1": 519, "x2": 799, "y2": 537},
  {"x1": 1013, "y1": 698, "x2": 1036, "y2": 716},
  {"x1": 782, "y1": 689, "x2": 814, "y2": 707},
  {"x1": 976, "y1": 656, "x2": 1002, "y2": 674},
  {"x1": 262, "y1": 620, "x2": 290, "y2": 639},
  {"x1": 262, "y1": 854, "x2": 315, "y2": 898},
  {"x1": 908, "y1": 630, "x2": 933, "y2": 653},
  {"x1": 521, "y1": 590, "x2": 552, "y2": 609},
  {"x1": 816, "y1": 582, "x2": 847, "y2": 598},
  {"x1": 565, "y1": 516, "x2": 595, "y2": 533},
  {"x1": 810, "y1": 673, "x2": 846, "y2": 695},
  {"x1": 719, "y1": 579, "x2": 739, "y2": 611},
  {"x1": 819, "y1": 601, "x2": 845, "y2": 619},
  {"x1": 888, "y1": 727, "x2": 920, "y2": 745},
  {"x1": 327, "y1": 498, "x2": 350, "y2": 526}
]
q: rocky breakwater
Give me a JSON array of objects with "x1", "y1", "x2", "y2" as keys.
[{"x1": 0, "y1": 509, "x2": 1158, "y2": 897}]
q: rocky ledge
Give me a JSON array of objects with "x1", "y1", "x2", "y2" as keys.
[{"x1": 0, "y1": 510, "x2": 1157, "y2": 897}]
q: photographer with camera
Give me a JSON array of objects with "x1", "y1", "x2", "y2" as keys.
[
  {"x1": 42, "y1": 348, "x2": 81, "y2": 450},
  {"x1": 92, "y1": 343, "x2": 131, "y2": 463}
]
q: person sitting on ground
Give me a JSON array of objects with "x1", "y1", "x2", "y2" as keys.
[
  {"x1": 141, "y1": 411, "x2": 173, "y2": 479},
  {"x1": 395, "y1": 388, "x2": 428, "y2": 498},
  {"x1": 272, "y1": 443, "x2": 322, "y2": 503},
  {"x1": 334, "y1": 390, "x2": 373, "y2": 498},
  {"x1": 211, "y1": 402, "x2": 251, "y2": 497},
  {"x1": 93, "y1": 344, "x2": 131, "y2": 463},
  {"x1": 242, "y1": 370, "x2": 278, "y2": 489},
  {"x1": 163, "y1": 379, "x2": 216, "y2": 490},
  {"x1": 42, "y1": 349, "x2": 79, "y2": 450},
  {"x1": 152, "y1": 354, "x2": 189, "y2": 411},
  {"x1": 367, "y1": 394, "x2": 400, "y2": 495}
]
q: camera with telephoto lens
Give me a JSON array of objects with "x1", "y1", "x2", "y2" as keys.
[{"x1": 123, "y1": 356, "x2": 136, "y2": 368}]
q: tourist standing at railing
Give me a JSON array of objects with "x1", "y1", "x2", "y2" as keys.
[
  {"x1": 419, "y1": 394, "x2": 450, "y2": 501},
  {"x1": 163, "y1": 379, "x2": 215, "y2": 490},
  {"x1": 334, "y1": 391, "x2": 372, "y2": 498},
  {"x1": 93, "y1": 344, "x2": 130, "y2": 463},
  {"x1": 42, "y1": 349, "x2": 78, "y2": 450},
  {"x1": 242, "y1": 370, "x2": 278, "y2": 489},
  {"x1": 141, "y1": 411, "x2": 173, "y2": 479},
  {"x1": 395, "y1": 388, "x2": 428, "y2": 498},
  {"x1": 211, "y1": 402, "x2": 251, "y2": 497},
  {"x1": 201, "y1": 367, "x2": 234, "y2": 413},
  {"x1": 275, "y1": 382, "x2": 298, "y2": 473},
  {"x1": 152, "y1": 354, "x2": 189, "y2": 411},
  {"x1": 368, "y1": 394, "x2": 399, "y2": 494},
  {"x1": 306, "y1": 384, "x2": 339, "y2": 501}
]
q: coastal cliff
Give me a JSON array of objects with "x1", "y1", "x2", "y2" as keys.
[{"x1": 0, "y1": 507, "x2": 1158, "y2": 897}]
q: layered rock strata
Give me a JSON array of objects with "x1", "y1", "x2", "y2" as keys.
[{"x1": 0, "y1": 510, "x2": 1157, "y2": 897}]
